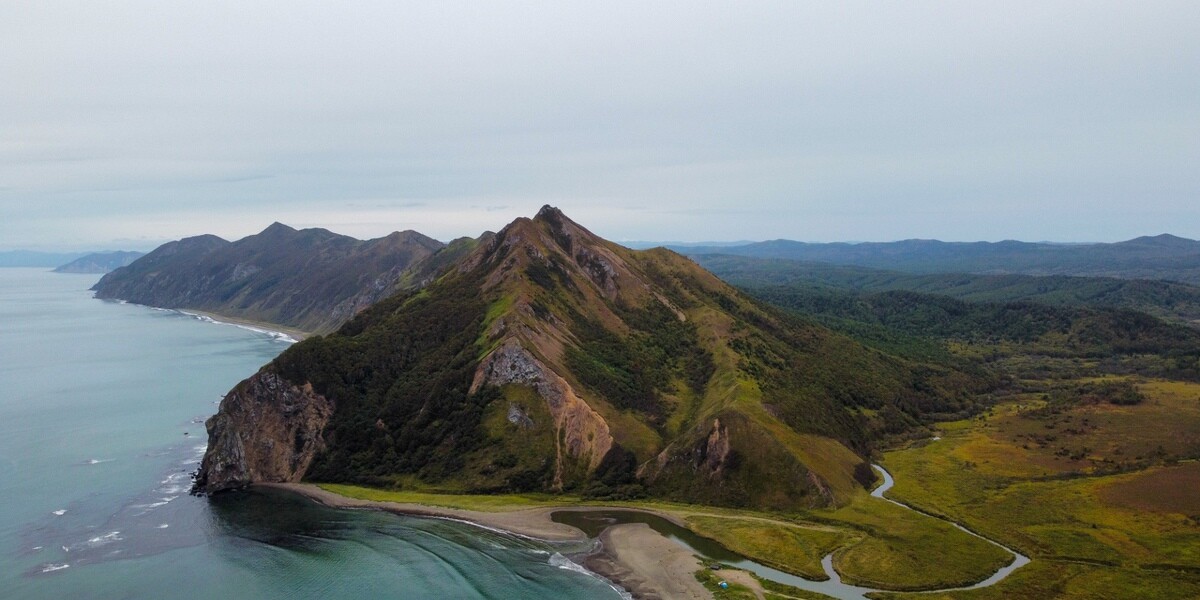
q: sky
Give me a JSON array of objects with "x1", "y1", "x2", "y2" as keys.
[{"x1": 2, "y1": 2, "x2": 1198, "y2": 251}]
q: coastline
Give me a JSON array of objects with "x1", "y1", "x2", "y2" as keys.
[
  {"x1": 258, "y1": 482, "x2": 586, "y2": 541},
  {"x1": 171, "y1": 309, "x2": 310, "y2": 342},
  {"x1": 259, "y1": 483, "x2": 718, "y2": 599}
]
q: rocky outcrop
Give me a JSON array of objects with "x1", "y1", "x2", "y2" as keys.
[
  {"x1": 471, "y1": 340, "x2": 614, "y2": 489},
  {"x1": 192, "y1": 371, "x2": 333, "y2": 494},
  {"x1": 698, "y1": 418, "x2": 732, "y2": 473}
]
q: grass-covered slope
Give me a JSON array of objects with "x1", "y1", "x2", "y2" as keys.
[
  {"x1": 227, "y1": 207, "x2": 993, "y2": 511},
  {"x1": 93, "y1": 222, "x2": 449, "y2": 333}
]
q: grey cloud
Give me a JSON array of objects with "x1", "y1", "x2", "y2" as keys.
[{"x1": 0, "y1": 1, "x2": 1196, "y2": 249}]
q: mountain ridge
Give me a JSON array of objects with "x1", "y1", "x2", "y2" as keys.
[
  {"x1": 194, "y1": 207, "x2": 989, "y2": 511},
  {"x1": 53, "y1": 250, "x2": 145, "y2": 274},
  {"x1": 92, "y1": 224, "x2": 457, "y2": 333},
  {"x1": 673, "y1": 235, "x2": 1200, "y2": 283}
]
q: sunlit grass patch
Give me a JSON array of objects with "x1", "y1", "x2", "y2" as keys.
[
  {"x1": 685, "y1": 515, "x2": 847, "y2": 580},
  {"x1": 822, "y1": 495, "x2": 1012, "y2": 591}
]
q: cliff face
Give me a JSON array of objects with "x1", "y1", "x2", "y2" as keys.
[{"x1": 193, "y1": 371, "x2": 333, "y2": 494}]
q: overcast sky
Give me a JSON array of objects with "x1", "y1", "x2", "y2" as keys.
[{"x1": 2, "y1": 2, "x2": 1197, "y2": 250}]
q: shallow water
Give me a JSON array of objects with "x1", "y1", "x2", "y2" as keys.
[{"x1": 0, "y1": 268, "x2": 623, "y2": 599}]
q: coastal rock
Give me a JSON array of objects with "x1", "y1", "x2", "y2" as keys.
[{"x1": 193, "y1": 371, "x2": 333, "y2": 494}]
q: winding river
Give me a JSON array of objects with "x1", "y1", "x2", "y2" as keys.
[{"x1": 554, "y1": 464, "x2": 1030, "y2": 599}]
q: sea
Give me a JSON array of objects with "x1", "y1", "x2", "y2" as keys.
[{"x1": 0, "y1": 268, "x2": 625, "y2": 600}]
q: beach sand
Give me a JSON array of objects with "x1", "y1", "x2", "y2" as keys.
[
  {"x1": 584, "y1": 523, "x2": 710, "y2": 599},
  {"x1": 261, "y1": 482, "x2": 726, "y2": 599}
]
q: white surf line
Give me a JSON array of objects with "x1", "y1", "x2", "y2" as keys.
[
  {"x1": 867, "y1": 464, "x2": 1031, "y2": 592},
  {"x1": 174, "y1": 309, "x2": 298, "y2": 343}
]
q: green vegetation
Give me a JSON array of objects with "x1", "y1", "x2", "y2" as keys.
[
  {"x1": 696, "y1": 254, "x2": 1200, "y2": 324},
  {"x1": 564, "y1": 301, "x2": 713, "y2": 420},
  {"x1": 276, "y1": 272, "x2": 494, "y2": 486},
  {"x1": 316, "y1": 483, "x2": 567, "y2": 511},
  {"x1": 681, "y1": 233, "x2": 1200, "y2": 284},
  {"x1": 685, "y1": 515, "x2": 845, "y2": 580},
  {"x1": 694, "y1": 568, "x2": 759, "y2": 599},
  {"x1": 754, "y1": 576, "x2": 840, "y2": 600},
  {"x1": 739, "y1": 284, "x2": 1200, "y2": 384},
  {"x1": 823, "y1": 496, "x2": 1012, "y2": 590},
  {"x1": 873, "y1": 380, "x2": 1200, "y2": 598}
]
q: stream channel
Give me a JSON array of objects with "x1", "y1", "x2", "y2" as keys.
[{"x1": 551, "y1": 465, "x2": 1030, "y2": 599}]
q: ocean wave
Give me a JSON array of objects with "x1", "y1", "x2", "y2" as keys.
[
  {"x1": 52, "y1": 509, "x2": 66, "y2": 516},
  {"x1": 64, "y1": 530, "x2": 123, "y2": 552},
  {"x1": 175, "y1": 310, "x2": 297, "y2": 344},
  {"x1": 82, "y1": 458, "x2": 114, "y2": 465},
  {"x1": 548, "y1": 553, "x2": 632, "y2": 600},
  {"x1": 548, "y1": 552, "x2": 589, "y2": 574},
  {"x1": 40, "y1": 563, "x2": 69, "y2": 573}
]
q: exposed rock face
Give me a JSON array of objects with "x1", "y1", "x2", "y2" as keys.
[
  {"x1": 472, "y1": 340, "x2": 614, "y2": 489},
  {"x1": 193, "y1": 371, "x2": 333, "y2": 494},
  {"x1": 698, "y1": 418, "x2": 732, "y2": 473}
]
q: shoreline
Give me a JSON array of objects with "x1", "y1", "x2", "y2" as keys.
[
  {"x1": 259, "y1": 483, "x2": 713, "y2": 599},
  {"x1": 174, "y1": 309, "x2": 310, "y2": 342}
]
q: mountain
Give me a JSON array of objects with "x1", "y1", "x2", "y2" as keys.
[
  {"x1": 0, "y1": 250, "x2": 87, "y2": 268},
  {"x1": 92, "y1": 223, "x2": 459, "y2": 334},
  {"x1": 53, "y1": 251, "x2": 144, "y2": 274},
  {"x1": 193, "y1": 207, "x2": 991, "y2": 511},
  {"x1": 674, "y1": 234, "x2": 1200, "y2": 284},
  {"x1": 694, "y1": 255, "x2": 1200, "y2": 326}
]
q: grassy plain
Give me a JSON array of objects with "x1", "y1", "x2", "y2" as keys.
[{"x1": 875, "y1": 379, "x2": 1200, "y2": 598}]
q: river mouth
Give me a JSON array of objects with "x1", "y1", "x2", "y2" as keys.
[
  {"x1": 550, "y1": 508, "x2": 879, "y2": 599},
  {"x1": 549, "y1": 465, "x2": 1030, "y2": 600}
]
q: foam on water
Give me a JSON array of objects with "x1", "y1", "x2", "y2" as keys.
[
  {"x1": 176, "y1": 310, "x2": 297, "y2": 344},
  {"x1": 39, "y1": 564, "x2": 68, "y2": 574},
  {"x1": 549, "y1": 553, "x2": 633, "y2": 600}
]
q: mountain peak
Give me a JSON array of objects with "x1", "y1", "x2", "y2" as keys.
[
  {"x1": 1123, "y1": 233, "x2": 1198, "y2": 248},
  {"x1": 260, "y1": 222, "x2": 298, "y2": 236}
]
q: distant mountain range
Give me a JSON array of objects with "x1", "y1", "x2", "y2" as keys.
[
  {"x1": 92, "y1": 223, "x2": 477, "y2": 334},
  {"x1": 694, "y1": 255, "x2": 1200, "y2": 326},
  {"x1": 53, "y1": 251, "x2": 144, "y2": 274},
  {"x1": 672, "y1": 234, "x2": 1200, "y2": 284}
]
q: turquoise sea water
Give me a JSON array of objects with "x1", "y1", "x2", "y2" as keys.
[{"x1": 0, "y1": 269, "x2": 623, "y2": 599}]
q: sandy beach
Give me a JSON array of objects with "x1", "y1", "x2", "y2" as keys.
[
  {"x1": 179, "y1": 309, "x2": 311, "y2": 342},
  {"x1": 260, "y1": 482, "x2": 728, "y2": 599},
  {"x1": 583, "y1": 523, "x2": 711, "y2": 599}
]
